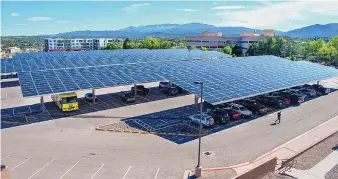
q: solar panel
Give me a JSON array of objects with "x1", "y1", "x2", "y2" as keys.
[
  {"x1": 1, "y1": 49, "x2": 231, "y2": 73},
  {"x1": 18, "y1": 55, "x2": 338, "y2": 105}
]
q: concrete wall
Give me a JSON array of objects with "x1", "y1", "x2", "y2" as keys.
[{"x1": 233, "y1": 158, "x2": 277, "y2": 179}]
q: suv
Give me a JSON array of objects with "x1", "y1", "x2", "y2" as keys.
[
  {"x1": 222, "y1": 108, "x2": 241, "y2": 120},
  {"x1": 119, "y1": 91, "x2": 136, "y2": 103},
  {"x1": 187, "y1": 113, "x2": 214, "y2": 127},
  {"x1": 208, "y1": 108, "x2": 230, "y2": 124},
  {"x1": 312, "y1": 84, "x2": 330, "y2": 95},
  {"x1": 228, "y1": 103, "x2": 252, "y2": 118},
  {"x1": 131, "y1": 85, "x2": 149, "y2": 96},
  {"x1": 161, "y1": 86, "x2": 179, "y2": 96},
  {"x1": 255, "y1": 96, "x2": 287, "y2": 109},
  {"x1": 237, "y1": 99, "x2": 268, "y2": 115},
  {"x1": 159, "y1": 81, "x2": 170, "y2": 88},
  {"x1": 267, "y1": 91, "x2": 304, "y2": 104}
]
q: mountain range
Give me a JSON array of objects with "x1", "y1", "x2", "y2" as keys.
[{"x1": 47, "y1": 23, "x2": 338, "y2": 38}]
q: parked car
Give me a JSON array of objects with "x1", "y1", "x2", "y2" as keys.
[
  {"x1": 281, "y1": 90, "x2": 307, "y2": 102},
  {"x1": 237, "y1": 99, "x2": 268, "y2": 115},
  {"x1": 266, "y1": 91, "x2": 304, "y2": 104},
  {"x1": 119, "y1": 91, "x2": 136, "y2": 103},
  {"x1": 312, "y1": 84, "x2": 330, "y2": 95},
  {"x1": 159, "y1": 82, "x2": 186, "y2": 94},
  {"x1": 255, "y1": 96, "x2": 287, "y2": 109},
  {"x1": 208, "y1": 108, "x2": 230, "y2": 124},
  {"x1": 297, "y1": 88, "x2": 317, "y2": 97},
  {"x1": 84, "y1": 92, "x2": 97, "y2": 102},
  {"x1": 187, "y1": 113, "x2": 214, "y2": 127},
  {"x1": 161, "y1": 86, "x2": 179, "y2": 96},
  {"x1": 159, "y1": 81, "x2": 170, "y2": 88},
  {"x1": 131, "y1": 85, "x2": 149, "y2": 96},
  {"x1": 228, "y1": 103, "x2": 252, "y2": 118},
  {"x1": 222, "y1": 108, "x2": 241, "y2": 121}
]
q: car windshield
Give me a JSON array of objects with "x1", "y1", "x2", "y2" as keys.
[
  {"x1": 61, "y1": 97, "x2": 77, "y2": 104},
  {"x1": 86, "y1": 93, "x2": 92, "y2": 97}
]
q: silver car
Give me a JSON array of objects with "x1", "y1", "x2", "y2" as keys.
[
  {"x1": 188, "y1": 113, "x2": 214, "y2": 127},
  {"x1": 229, "y1": 103, "x2": 253, "y2": 118}
]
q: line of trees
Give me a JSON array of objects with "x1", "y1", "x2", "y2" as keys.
[
  {"x1": 101, "y1": 37, "x2": 186, "y2": 50},
  {"x1": 246, "y1": 36, "x2": 338, "y2": 64}
]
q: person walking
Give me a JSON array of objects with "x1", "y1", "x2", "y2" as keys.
[{"x1": 275, "y1": 111, "x2": 281, "y2": 124}]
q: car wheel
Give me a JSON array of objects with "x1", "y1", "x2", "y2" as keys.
[
  {"x1": 240, "y1": 114, "x2": 245, "y2": 118},
  {"x1": 215, "y1": 120, "x2": 220, "y2": 125}
]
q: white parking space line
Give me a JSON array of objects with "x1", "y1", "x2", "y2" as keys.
[
  {"x1": 58, "y1": 161, "x2": 79, "y2": 179},
  {"x1": 122, "y1": 166, "x2": 132, "y2": 179},
  {"x1": 27, "y1": 159, "x2": 55, "y2": 179},
  {"x1": 90, "y1": 164, "x2": 104, "y2": 179},
  {"x1": 154, "y1": 168, "x2": 160, "y2": 179},
  {"x1": 1, "y1": 154, "x2": 10, "y2": 160},
  {"x1": 10, "y1": 157, "x2": 32, "y2": 171}
]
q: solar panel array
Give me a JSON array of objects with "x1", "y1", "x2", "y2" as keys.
[
  {"x1": 1, "y1": 49, "x2": 230, "y2": 73},
  {"x1": 18, "y1": 55, "x2": 338, "y2": 104}
]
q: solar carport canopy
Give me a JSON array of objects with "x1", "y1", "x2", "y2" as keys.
[
  {"x1": 1, "y1": 49, "x2": 231, "y2": 73},
  {"x1": 17, "y1": 55, "x2": 338, "y2": 104}
]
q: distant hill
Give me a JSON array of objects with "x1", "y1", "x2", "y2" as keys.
[
  {"x1": 46, "y1": 23, "x2": 337, "y2": 38},
  {"x1": 285, "y1": 23, "x2": 338, "y2": 38}
]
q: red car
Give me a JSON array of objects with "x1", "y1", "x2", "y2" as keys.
[{"x1": 223, "y1": 108, "x2": 241, "y2": 120}]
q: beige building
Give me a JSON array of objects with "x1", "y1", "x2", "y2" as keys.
[{"x1": 186, "y1": 29, "x2": 281, "y2": 53}]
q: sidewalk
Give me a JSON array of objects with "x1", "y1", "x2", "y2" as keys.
[
  {"x1": 284, "y1": 147, "x2": 338, "y2": 179},
  {"x1": 185, "y1": 115, "x2": 338, "y2": 179}
]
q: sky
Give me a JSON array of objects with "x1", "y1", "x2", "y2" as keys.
[{"x1": 1, "y1": 0, "x2": 338, "y2": 36}]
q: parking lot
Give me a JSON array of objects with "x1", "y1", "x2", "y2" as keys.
[{"x1": 2, "y1": 77, "x2": 338, "y2": 178}]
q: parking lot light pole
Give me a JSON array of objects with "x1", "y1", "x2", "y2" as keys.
[{"x1": 194, "y1": 81, "x2": 203, "y2": 177}]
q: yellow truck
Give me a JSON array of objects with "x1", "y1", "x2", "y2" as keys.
[{"x1": 51, "y1": 92, "x2": 79, "y2": 112}]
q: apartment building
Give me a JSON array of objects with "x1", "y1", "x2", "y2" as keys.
[
  {"x1": 44, "y1": 38, "x2": 124, "y2": 52},
  {"x1": 186, "y1": 29, "x2": 281, "y2": 53}
]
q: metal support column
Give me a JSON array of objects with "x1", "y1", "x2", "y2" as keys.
[
  {"x1": 40, "y1": 96, "x2": 45, "y2": 112},
  {"x1": 195, "y1": 96, "x2": 199, "y2": 113},
  {"x1": 92, "y1": 88, "x2": 96, "y2": 104},
  {"x1": 134, "y1": 84, "x2": 137, "y2": 97}
]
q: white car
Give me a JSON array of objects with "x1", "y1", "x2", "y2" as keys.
[
  {"x1": 188, "y1": 113, "x2": 214, "y2": 127},
  {"x1": 229, "y1": 103, "x2": 252, "y2": 118}
]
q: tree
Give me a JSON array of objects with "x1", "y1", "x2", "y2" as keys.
[
  {"x1": 103, "y1": 43, "x2": 122, "y2": 50},
  {"x1": 123, "y1": 38, "x2": 134, "y2": 49},
  {"x1": 8, "y1": 41, "x2": 16, "y2": 47},
  {"x1": 190, "y1": 45, "x2": 197, "y2": 50},
  {"x1": 160, "y1": 40, "x2": 172, "y2": 49},
  {"x1": 222, "y1": 45, "x2": 232, "y2": 55},
  {"x1": 201, "y1": 47, "x2": 208, "y2": 51},
  {"x1": 317, "y1": 44, "x2": 338, "y2": 63},
  {"x1": 328, "y1": 36, "x2": 338, "y2": 51},
  {"x1": 305, "y1": 39, "x2": 325, "y2": 56}
]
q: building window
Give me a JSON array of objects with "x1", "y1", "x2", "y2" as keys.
[
  {"x1": 186, "y1": 40, "x2": 194, "y2": 42},
  {"x1": 202, "y1": 40, "x2": 209, "y2": 43},
  {"x1": 249, "y1": 41, "x2": 256, "y2": 43},
  {"x1": 236, "y1": 41, "x2": 248, "y2": 44},
  {"x1": 194, "y1": 40, "x2": 201, "y2": 42},
  {"x1": 210, "y1": 46, "x2": 217, "y2": 48},
  {"x1": 210, "y1": 41, "x2": 217, "y2": 43},
  {"x1": 196, "y1": 46, "x2": 201, "y2": 48}
]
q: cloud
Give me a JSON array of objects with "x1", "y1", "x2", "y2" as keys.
[
  {"x1": 16, "y1": 24, "x2": 29, "y2": 26},
  {"x1": 11, "y1": 13, "x2": 19, "y2": 16},
  {"x1": 211, "y1": 6, "x2": 245, "y2": 10},
  {"x1": 176, "y1": 9, "x2": 198, "y2": 12},
  {"x1": 26, "y1": 17, "x2": 54, "y2": 21},
  {"x1": 122, "y1": 3, "x2": 150, "y2": 11},
  {"x1": 214, "y1": 1, "x2": 338, "y2": 31},
  {"x1": 57, "y1": 20, "x2": 70, "y2": 23}
]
